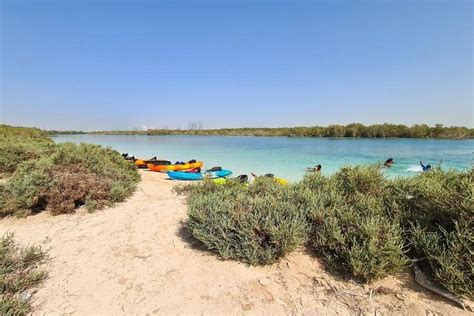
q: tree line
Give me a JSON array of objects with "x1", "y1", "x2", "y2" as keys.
[{"x1": 75, "y1": 123, "x2": 474, "y2": 139}]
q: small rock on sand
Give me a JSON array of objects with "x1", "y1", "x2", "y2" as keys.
[{"x1": 259, "y1": 278, "x2": 272, "y2": 286}]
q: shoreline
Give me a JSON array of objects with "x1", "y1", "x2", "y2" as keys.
[
  {"x1": 1, "y1": 170, "x2": 469, "y2": 315},
  {"x1": 51, "y1": 134, "x2": 473, "y2": 182}
]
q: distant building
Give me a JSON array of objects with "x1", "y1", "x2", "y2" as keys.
[{"x1": 188, "y1": 122, "x2": 200, "y2": 130}]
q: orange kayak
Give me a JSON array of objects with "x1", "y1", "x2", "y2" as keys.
[{"x1": 148, "y1": 161, "x2": 203, "y2": 172}]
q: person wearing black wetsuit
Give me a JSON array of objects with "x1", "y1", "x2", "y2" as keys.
[
  {"x1": 420, "y1": 161, "x2": 431, "y2": 172},
  {"x1": 307, "y1": 164, "x2": 322, "y2": 172}
]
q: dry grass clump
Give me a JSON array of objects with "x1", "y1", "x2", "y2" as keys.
[
  {"x1": 41, "y1": 165, "x2": 111, "y2": 214},
  {"x1": 0, "y1": 233, "x2": 47, "y2": 315}
]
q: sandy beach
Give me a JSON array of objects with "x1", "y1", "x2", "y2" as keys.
[{"x1": 0, "y1": 170, "x2": 468, "y2": 315}]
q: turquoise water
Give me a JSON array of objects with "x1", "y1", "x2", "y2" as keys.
[{"x1": 53, "y1": 135, "x2": 473, "y2": 182}]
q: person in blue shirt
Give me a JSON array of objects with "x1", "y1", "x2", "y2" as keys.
[{"x1": 420, "y1": 161, "x2": 432, "y2": 172}]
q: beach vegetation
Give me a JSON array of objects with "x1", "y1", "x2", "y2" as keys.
[
  {"x1": 303, "y1": 166, "x2": 408, "y2": 282},
  {"x1": 0, "y1": 125, "x2": 55, "y2": 176},
  {"x1": 180, "y1": 178, "x2": 308, "y2": 265},
  {"x1": 0, "y1": 125, "x2": 139, "y2": 217},
  {"x1": 0, "y1": 233, "x2": 47, "y2": 316},
  {"x1": 179, "y1": 166, "x2": 473, "y2": 297},
  {"x1": 388, "y1": 168, "x2": 473, "y2": 297}
]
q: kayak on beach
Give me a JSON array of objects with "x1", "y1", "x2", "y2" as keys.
[
  {"x1": 148, "y1": 161, "x2": 203, "y2": 172},
  {"x1": 122, "y1": 154, "x2": 171, "y2": 168},
  {"x1": 135, "y1": 158, "x2": 171, "y2": 168},
  {"x1": 213, "y1": 174, "x2": 288, "y2": 185},
  {"x1": 168, "y1": 169, "x2": 232, "y2": 181}
]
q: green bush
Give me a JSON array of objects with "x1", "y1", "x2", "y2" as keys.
[
  {"x1": 0, "y1": 127, "x2": 55, "y2": 175},
  {"x1": 389, "y1": 168, "x2": 473, "y2": 297},
  {"x1": 184, "y1": 178, "x2": 308, "y2": 265},
  {"x1": 410, "y1": 220, "x2": 472, "y2": 298},
  {"x1": 388, "y1": 168, "x2": 472, "y2": 226},
  {"x1": 0, "y1": 124, "x2": 49, "y2": 139},
  {"x1": 0, "y1": 233, "x2": 47, "y2": 315},
  {"x1": 0, "y1": 161, "x2": 52, "y2": 215},
  {"x1": 304, "y1": 166, "x2": 408, "y2": 282},
  {"x1": 180, "y1": 166, "x2": 472, "y2": 295},
  {"x1": 1, "y1": 142, "x2": 139, "y2": 217},
  {"x1": 0, "y1": 124, "x2": 140, "y2": 217}
]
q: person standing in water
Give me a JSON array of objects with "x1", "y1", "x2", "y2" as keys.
[{"x1": 420, "y1": 161, "x2": 432, "y2": 172}]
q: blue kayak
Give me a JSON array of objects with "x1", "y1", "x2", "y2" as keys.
[{"x1": 167, "y1": 169, "x2": 232, "y2": 181}]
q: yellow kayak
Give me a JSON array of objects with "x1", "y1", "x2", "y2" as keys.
[
  {"x1": 148, "y1": 161, "x2": 203, "y2": 172},
  {"x1": 213, "y1": 178, "x2": 228, "y2": 185},
  {"x1": 274, "y1": 177, "x2": 289, "y2": 185}
]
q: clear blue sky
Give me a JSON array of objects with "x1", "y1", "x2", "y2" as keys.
[{"x1": 1, "y1": 0, "x2": 472, "y2": 131}]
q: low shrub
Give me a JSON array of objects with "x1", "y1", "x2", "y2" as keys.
[
  {"x1": 1, "y1": 137, "x2": 139, "y2": 217},
  {"x1": 173, "y1": 177, "x2": 227, "y2": 197},
  {"x1": 41, "y1": 165, "x2": 111, "y2": 215},
  {"x1": 389, "y1": 168, "x2": 473, "y2": 298},
  {"x1": 180, "y1": 165, "x2": 472, "y2": 296},
  {"x1": 185, "y1": 178, "x2": 308, "y2": 265},
  {"x1": 410, "y1": 220, "x2": 473, "y2": 298},
  {"x1": 388, "y1": 168, "x2": 472, "y2": 228},
  {"x1": 0, "y1": 132, "x2": 54, "y2": 176},
  {"x1": 0, "y1": 124, "x2": 49, "y2": 139},
  {"x1": 305, "y1": 166, "x2": 408, "y2": 282},
  {"x1": 0, "y1": 233, "x2": 47, "y2": 315}
]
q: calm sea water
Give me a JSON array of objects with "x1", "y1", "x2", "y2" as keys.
[{"x1": 53, "y1": 135, "x2": 473, "y2": 181}]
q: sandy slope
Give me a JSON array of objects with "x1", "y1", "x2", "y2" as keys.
[{"x1": 0, "y1": 170, "x2": 468, "y2": 315}]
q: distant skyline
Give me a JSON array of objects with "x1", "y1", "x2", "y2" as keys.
[{"x1": 1, "y1": 0, "x2": 472, "y2": 131}]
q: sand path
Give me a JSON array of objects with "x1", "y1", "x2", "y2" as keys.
[{"x1": 0, "y1": 171, "x2": 467, "y2": 315}]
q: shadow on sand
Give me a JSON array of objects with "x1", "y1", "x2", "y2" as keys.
[{"x1": 175, "y1": 220, "x2": 216, "y2": 256}]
